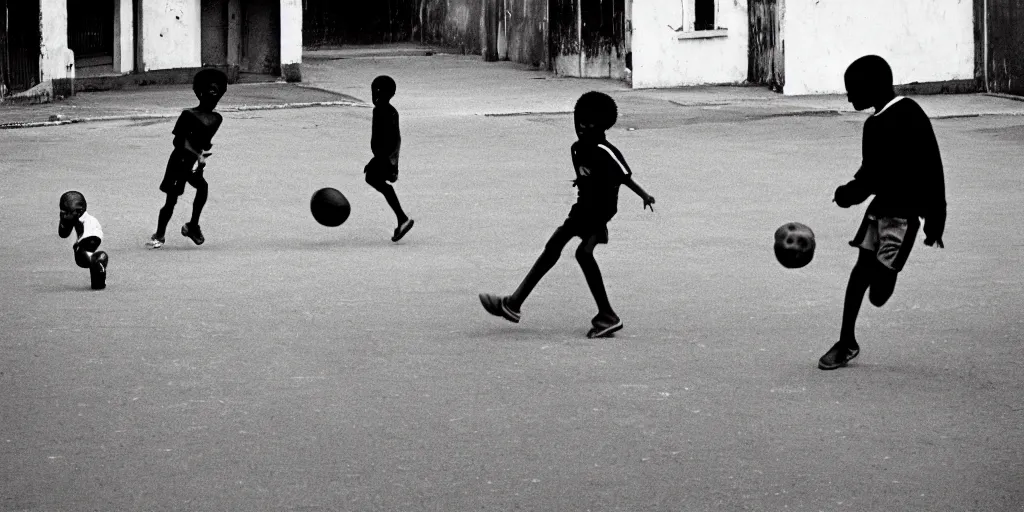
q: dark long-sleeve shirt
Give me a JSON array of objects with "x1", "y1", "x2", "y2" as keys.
[
  {"x1": 840, "y1": 97, "x2": 947, "y2": 240},
  {"x1": 371, "y1": 103, "x2": 401, "y2": 168}
]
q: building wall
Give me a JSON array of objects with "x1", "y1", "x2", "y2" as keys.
[
  {"x1": 784, "y1": 0, "x2": 974, "y2": 95},
  {"x1": 280, "y1": 0, "x2": 302, "y2": 66},
  {"x1": 113, "y1": 0, "x2": 134, "y2": 73},
  {"x1": 632, "y1": 0, "x2": 749, "y2": 88},
  {"x1": 140, "y1": 0, "x2": 202, "y2": 71},
  {"x1": 39, "y1": 0, "x2": 75, "y2": 81}
]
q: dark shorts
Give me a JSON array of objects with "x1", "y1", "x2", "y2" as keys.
[
  {"x1": 556, "y1": 215, "x2": 610, "y2": 245},
  {"x1": 849, "y1": 214, "x2": 920, "y2": 272},
  {"x1": 364, "y1": 158, "x2": 398, "y2": 182},
  {"x1": 159, "y1": 149, "x2": 205, "y2": 196}
]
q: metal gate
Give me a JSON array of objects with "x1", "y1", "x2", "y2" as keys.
[
  {"x1": 67, "y1": 0, "x2": 114, "y2": 58},
  {"x1": 1, "y1": 0, "x2": 40, "y2": 94}
]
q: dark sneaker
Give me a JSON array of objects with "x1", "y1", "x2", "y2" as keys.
[
  {"x1": 479, "y1": 293, "x2": 521, "y2": 323},
  {"x1": 818, "y1": 340, "x2": 860, "y2": 370},
  {"x1": 386, "y1": 170, "x2": 399, "y2": 183},
  {"x1": 392, "y1": 219, "x2": 414, "y2": 242},
  {"x1": 587, "y1": 313, "x2": 623, "y2": 338},
  {"x1": 146, "y1": 234, "x2": 165, "y2": 249},
  {"x1": 182, "y1": 223, "x2": 205, "y2": 245},
  {"x1": 90, "y1": 258, "x2": 106, "y2": 290}
]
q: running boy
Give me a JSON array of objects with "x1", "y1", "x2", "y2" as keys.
[
  {"x1": 147, "y1": 68, "x2": 227, "y2": 248},
  {"x1": 365, "y1": 75, "x2": 414, "y2": 242},
  {"x1": 479, "y1": 91, "x2": 655, "y2": 338},
  {"x1": 820, "y1": 55, "x2": 947, "y2": 370},
  {"x1": 58, "y1": 191, "x2": 108, "y2": 290}
]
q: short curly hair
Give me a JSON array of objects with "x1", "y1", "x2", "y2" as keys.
[
  {"x1": 193, "y1": 68, "x2": 228, "y2": 97},
  {"x1": 574, "y1": 91, "x2": 618, "y2": 130},
  {"x1": 60, "y1": 190, "x2": 86, "y2": 211},
  {"x1": 372, "y1": 75, "x2": 397, "y2": 99}
]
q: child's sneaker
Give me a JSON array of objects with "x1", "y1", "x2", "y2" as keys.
[
  {"x1": 587, "y1": 313, "x2": 623, "y2": 338},
  {"x1": 818, "y1": 339, "x2": 860, "y2": 370},
  {"x1": 181, "y1": 222, "x2": 205, "y2": 245},
  {"x1": 479, "y1": 293, "x2": 521, "y2": 323},
  {"x1": 392, "y1": 219, "x2": 414, "y2": 242},
  {"x1": 146, "y1": 234, "x2": 165, "y2": 249}
]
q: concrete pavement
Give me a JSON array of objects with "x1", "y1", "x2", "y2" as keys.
[{"x1": 4, "y1": 46, "x2": 1024, "y2": 129}]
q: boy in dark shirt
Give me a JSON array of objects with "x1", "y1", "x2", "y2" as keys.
[
  {"x1": 58, "y1": 191, "x2": 108, "y2": 289},
  {"x1": 820, "y1": 55, "x2": 947, "y2": 370},
  {"x1": 365, "y1": 75, "x2": 414, "y2": 242},
  {"x1": 147, "y1": 68, "x2": 227, "y2": 248},
  {"x1": 480, "y1": 91, "x2": 655, "y2": 338}
]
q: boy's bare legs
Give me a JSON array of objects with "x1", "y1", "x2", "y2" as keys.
[
  {"x1": 575, "y1": 235, "x2": 615, "y2": 318},
  {"x1": 189, "y1": 175, "x2": 208, "y2": 226},
  {"x1": 822, "y1": 249, "x2": 876, "y2": 369},
  {"x1": 839, "y1": 250, "x2": 876, "y2": 343},
  {"x1": 507, "y1": 228, "x2": 574, "y2": 310},
  {"x1": 154, "y1": 194, "x2": 177, "y2": 240},
  {"x1": 365, "y1": 174, "x2": 408, "y2": 226}
]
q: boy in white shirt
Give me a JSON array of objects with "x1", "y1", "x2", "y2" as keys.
[{"x1": 59, "y1": 191, "x2": 108, "y2": 290}]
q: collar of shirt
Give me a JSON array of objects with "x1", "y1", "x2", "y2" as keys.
[{"x1": 873, "y1": 96, "x2": 906, "y2": 117}]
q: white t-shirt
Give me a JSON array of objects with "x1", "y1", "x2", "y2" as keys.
[{"x1": 75, "y1": 212, "x2": 104, "y2": 242}]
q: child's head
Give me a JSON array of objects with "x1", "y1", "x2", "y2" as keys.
[
  {"x1": 844, "y1": 55, "x2": 894, "y2": 111},
  {"x1": 59, "y1": 191, "x2": 86, "y2": 221},
  {"x1": 574, "y1": 91, "x2": 617, "y2": 140},
  {"x1": 371, "y1": 75, "x2": 397, "y2": 105},
  {"x1": 193, "y1": 68, "x2": 228, "y2": 108}
]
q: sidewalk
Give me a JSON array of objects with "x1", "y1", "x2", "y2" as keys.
[
  {"x1": 4, "y1": 47, "x2": 1024, "y2": 129},
  {"x1": 0, "y1": 82, "x2": 365, "y2": 129}
]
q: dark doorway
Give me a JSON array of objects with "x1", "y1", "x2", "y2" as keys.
[
  {"x1": 748, "y1": 0, "x2": 784, "y2": 92},
  {"x1": 201, "y1": 0, "x2": 229, "y2": 66},
  {"x1": 1, "y1": 0, "x2": 41, "y2": 94},
  {"x1": 240, "y1": 0, "x2": 280, "y2": 75},
  {"x1": 68, "y1": 0, "x2": 114, "y2": 60},
  {"x1": 986, "y1": 0, "x2": 1023, "y2": 94}
]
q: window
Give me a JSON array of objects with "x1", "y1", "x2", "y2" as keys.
[
  {"x1": 681, "y1": 0, "x2": 720, "y2": 31},
  {"x1": 694, "y1": 0, "x2": 715, "y2": 30},
  {"x1": 674, "y1": 0, "x2": 726, "y2": 39}
]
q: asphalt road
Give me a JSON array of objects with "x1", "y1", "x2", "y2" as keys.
[{"x1": 2, "y1": 54, "x2": 1023, "y2": 511}]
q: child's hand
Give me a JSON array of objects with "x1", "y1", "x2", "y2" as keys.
[
  {"x1": 643, "y1": 194, "x2": 656, "y2": 211},
  {"x1": 58, "y1": 219, "x2": 73, "y2": 238},
  {"x1": 833, "y1": 185, "x2": 854, "y2": 208},
  {"x1": 924, "y1": 236, "x2": 944, "y2": 249}
]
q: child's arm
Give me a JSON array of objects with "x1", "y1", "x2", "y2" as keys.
[{"x1": 623, "y1": 176, "x2": 656, "y2": 211}]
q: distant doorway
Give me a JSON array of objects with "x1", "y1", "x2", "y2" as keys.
[
  {"x1": 1, "y1": 0, "x2": 41, "y2": 93},
  {"x1": 68, "y1": 0, "x2": 115, "y2": 77}
]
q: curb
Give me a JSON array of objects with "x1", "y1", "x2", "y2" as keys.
[{"x1": 0, "y1": 100, "x2": 370, "y2": 130}]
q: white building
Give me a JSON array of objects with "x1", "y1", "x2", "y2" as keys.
[
  {"x1": 631, "y1": 0, "x2": 977, "y2": 94},
  {"x1": 1, "y1": 0, "x2": 303, "y2": 101}
]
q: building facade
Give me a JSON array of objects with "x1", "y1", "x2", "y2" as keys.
[
  {"x1": 1, "y1": 0, "x2": 303, "y2": 101},
  {"x1": 425, "y1": 0, "x2": 1019, "y2": 95}
]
